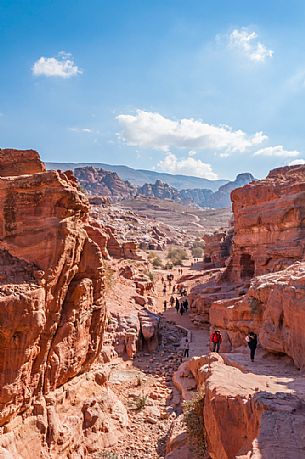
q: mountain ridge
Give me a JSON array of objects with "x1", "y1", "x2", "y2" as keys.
[
  {"x1": 73, "y1": 166, "x2": 255, "y2": 208},
  {"x1": 46, "y1": 162, "x2": 228, "y2": 191}
]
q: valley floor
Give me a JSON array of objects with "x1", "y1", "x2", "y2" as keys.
[{"x1": 100, "y1": 261, "x2": 305, "y2": 459}]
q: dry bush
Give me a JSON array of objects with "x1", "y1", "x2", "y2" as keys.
[
  {"x1": 135, "y1": 392, "x2": 148, "y2": 410},
  {"x1": 167, "y1": 247, "x2": 188, "y2": 266},
  {"x1": 183, "y1": 392, "x2": 207, "y2": 458},
  {"x1": 248, "y1": 296, "x2": 263, "y2": 315}
]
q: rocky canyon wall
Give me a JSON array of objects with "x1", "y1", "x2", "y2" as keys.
[
  {"x1": 0, "y1": 150, "x2": 107, "y2": 429},
  {"x1": 229, "y1": 164, "x2": 305, "y2": 282}
]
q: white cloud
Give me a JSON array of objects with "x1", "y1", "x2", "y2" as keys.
[
  {"x1": 288, "y1": 159, "x2": 305, "y2": 166},
  {"x1": 157, "y1": 152, "x2": 218, "y2": 180},
  {"x1": 228, "y1": 28, "x2": 273, "y2": 63},
  {"x1": 116, "y1": 110, "x2": 267, "y2": 154},
  {"x1": 69, "y1": 127, "x2": 93, "y2": 133},
  {"x1": 254, "y1": 145, "x2": 300, "y2": 158},
  {"x1": 32, "y1": 52, "x2": 82, "y2": 78}
]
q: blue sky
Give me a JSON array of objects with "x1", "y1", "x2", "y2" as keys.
[{"x1": 1, "y1": 0, "x2": 305, "y2": 180}]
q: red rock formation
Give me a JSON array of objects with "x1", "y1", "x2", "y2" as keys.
[
  {"x1": 188, "y1": 354, "x2": 305, "y2": 459},
  {"x1": 203, "y1": 228, "x2": 233, "y2": 268},
  {"x1": 75, "y1": 166, "x2": 137, "y2": 201},
  {"x1": 0, "y1": 149, "x2": 46, "y2": 176},
  {"x1": 0, "y1": 367, "x2": 128, "y2": 458},
  {"x1": 210, "y1": 261, "x2": 305, "y2": 369},
  {"x1": 104, "y1": 226, "x2": 141, "y2": 260},
  {"x1": 0, "y1": 151, "x2": 106, "y2": 429},
  {"x1": 191, "y1": 164, "x2": 305, "y2": 326},
  {"x1": 229, "y1": 164, "x2": 305, "y2": 282},
  {"x1": 85, "y1": 219, "x2": 110, "y2": 259}
]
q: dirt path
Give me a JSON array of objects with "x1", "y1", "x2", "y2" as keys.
[
  {"x1": 163, "y1": 307, "x2": 210, "y2": 358},
  {"x1": 105, "y1": 264, "x2": 305, "y2": 459},
  {"x1": 154, "y1": 266, "x2": 210, "y2": 358}
]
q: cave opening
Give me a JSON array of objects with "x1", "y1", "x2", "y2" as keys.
[{"x1": 240, "y1": 253, "x2": 255, "y2": 279}]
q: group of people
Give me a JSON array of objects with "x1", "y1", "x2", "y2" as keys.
[
  {"x1": 210, "y1": 329, "x2": 258, "y2": 362},
  {"x1": 163, "y1": 293, "x2": 189, "y2": 316},
  {"x1": 175, "y1": 284, "x2": 187, "y2": 296},
  {"x1": 160, "y1": 272, "x2": 258, "y2": 363},
  {"x1": 175, "y1": 296, "x2": 188, "y2": 315}
]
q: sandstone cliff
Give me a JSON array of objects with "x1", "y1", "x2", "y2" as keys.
[
  {"x1": 229, "y1": 165, "x2": 305, "y2": 281},
  {"x1": 0, "y1": 149, "x2": 112, "y2": 456}
]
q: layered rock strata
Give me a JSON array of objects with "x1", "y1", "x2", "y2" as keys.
[
  {"x1": 0, "y1": 149, "x2": 46, "y2": 176},
  {"x1": 203, "y1": 228, "x2": 233, "y2": 268},
  {"x1": 0, "y1": 150, "x2": 107, "y2": 439},
  {"x1": 229, "y1": 164, "x2": 305, "y2": 282},
  {"x1": 185, "y1": 354, "x2": 305, "y2": 459},
  {"x1": 210, "y1": 261, "x2": 305, "y2": 369}
]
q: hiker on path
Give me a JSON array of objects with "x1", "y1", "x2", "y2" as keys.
[
  {"x1": 180, "y1": 303, "x2": 185, "y2": 316},
  {"x1": 183, "y1": 299, "x2": 188, "y2": 312},
  {"x1": 183, "y1": 338, "x2": 190, "y2": 358},
  {"x1": 175, "y1": 298, "x2": 180, "y2": 313},
  {"x1": 163, "y1": 284, "x2": 166, "y2": 296},
  {"x1": 163, "y1": 300, "x2": 167, "y2": 312},
  {"x1": 172, "y1": 285, "x2": 176, "y2": 294},
  {"x1": 170, "y1": 296, "x2": 175, "y2": 307},
  {"x1": 246, "y1": 331, "x2": 258, "y2": 362},
  {"x1": 210, "y1": 330, "x2": 222, "y2": 353}
]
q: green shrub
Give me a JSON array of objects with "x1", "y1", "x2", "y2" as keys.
[
  {"x1": 192, "y1": 246, "x2": 203, "y2": 258},
  {"x1": 167, "y1": 247, "x2": 188, "y2": 266},
  {"x1": 183, "y1": 392, "x2": 207, "y2": 458},
  {"x1": 193, "y1": 240, "x2": 205, "y2": 249},
  {"x1": 152, "y1": 256, "x2": 163, "y2": 268},
  {"x1": 95, "y1": 452, "x2": 118, "y2": 459},
  {"x1": 135, "y1": 392, "x2": 148, "y2": 410}
]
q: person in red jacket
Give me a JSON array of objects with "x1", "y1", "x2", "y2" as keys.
[{"x1": 210, "y1": 330, "x2": 222, "y2": 353}]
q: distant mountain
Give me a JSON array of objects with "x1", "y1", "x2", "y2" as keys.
[
  {"x1": 46, "y1": 162, "x2": 228, "y2": 191},
  {"x1": 72, "y1": 166, "x2": 255, "y2": 208},
  {"x1": 74, "y1": 167, "x2": 136, "y2": 201}
]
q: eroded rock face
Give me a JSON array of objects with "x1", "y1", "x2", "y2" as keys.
[
  {"x1": 229, "y1": 165, "x2": 305, "y2": 282},
  {"x1": 191, "y1": 164, "x2": 305, "y2": 330},
  {"x1": 0, "y1": 152, "x2": 106, "y2": 428},
  {"x1": 203, "y1": 229, "x2": 233, "y2": 268},
  {"x1": 210, "y1": 262, "x2": 305, "y2": 369},
  {"x1": 0, "y1": 149, "x2": 46, "y2": 177},
  {"x1": 184, "y1": 354, "x2": 305, "y2": 459},
  {"x1": 75, "y1": 166, "x2": 137, "y2": 201},
  {"x1": 0, "y1": 368, "x2": 128, "y2": 459}
]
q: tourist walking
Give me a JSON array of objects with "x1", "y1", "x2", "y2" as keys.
[
  {"x1": 246, "y1": 331, "x2": 258, "y2": 362},
  {"x1": 183, "y1": 338, "x2": 190, "y2": 358},
  {"x1": 170, "y1": 296, "x2": 175, "y2": 307},
  {"x1": 175, "y1": 298, "x2": 180, "y2": 313},
  {"x1": 163, "y1": 284, "x2": 166, "y2": 296},
  {"x1": 172, "y1": 285, "x2": 176, "y2": 294},
  {"x1": 163, "y1": 300, "x2": 167, "y2": 312},
  {"x1": 210, "y1": 330, "x2": 222, "y2": 353},
  {"x1": 180, "y1": 302, "x2": 185, "y2": 316},
  {"x1": 183, "y1": 299, "x2": 188, "y2": 312}
]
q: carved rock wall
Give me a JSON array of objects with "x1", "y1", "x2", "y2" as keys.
[
  {"x1": 0, "y1": 151, "x2": 106, "y2": 427},
  {"x1": 229, "y1": 165, "x2": 305, "y2": 282}
]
